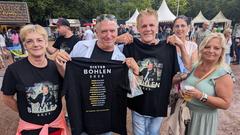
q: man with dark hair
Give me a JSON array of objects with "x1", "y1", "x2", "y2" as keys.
[{"x1": 47, "y1": 18, "x2": 80, "y2": 55}]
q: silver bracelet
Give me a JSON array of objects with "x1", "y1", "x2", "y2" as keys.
[{"x1": 200, "y1": 92, "x2": 208, "y2": 103}]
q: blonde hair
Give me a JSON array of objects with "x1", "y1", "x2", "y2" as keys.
[
  {"x1": 136, "y1": 8, "x2": 158, "y2": 29},
  {"x1": 198, "y1": 33, "x2": 226, "y2": 66},
  {"x1": 223, "y1": 28, "x2": 232, "y2": 36},
  {"x1": 20, "y1": 24, "x2": 48, "y2": 44}
]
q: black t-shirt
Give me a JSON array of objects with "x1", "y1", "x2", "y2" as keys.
[
  {"x1": 63, "y1": 58, "x2": 130, "y2": 135},
  {"x1": 90, "y1": 43, "x2": 113, "y2": 60},
  {"x1": 53, "y1": 35, "x2": 80, "y2": 53},
  {"x1": 123, "y1": 38, "x2": 179, "y2": 117},
  {"x1": 1, "y1": 58, "x2": 63, "y2": 135}
]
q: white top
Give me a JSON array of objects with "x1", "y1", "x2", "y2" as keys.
[
  {"x1": 225, "y1": 38, "x2": 232, "y2": 54},
  {"x1": 0, "y1": 34, "x2": 6, "y2": 47},
  {"x1": 83, "y1": 29, "x2": 94, "y2": 40},
  {"x1": 178, "y1": 41, "x2": 198, "y2": 57},
  {"x1": 70, "y1": 39, "x2": 125, "y2": 61}
]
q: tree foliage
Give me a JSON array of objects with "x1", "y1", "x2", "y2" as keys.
[{"x1": 9, "y1": 0, "x2": 240, "y2": 25}]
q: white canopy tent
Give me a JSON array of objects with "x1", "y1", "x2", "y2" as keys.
[
  {"x1": 125, "y1": 9, "x2": 139, "y2": 26},
  {"x1": 157, "y1": 0, "x2": 176, "y2": 22},
  {"x1": 211, "y1": 11, "x2": 231, "y2": 26},
  {"x1": 191, "y1": 11, "x2": 209, "y2": 25}
]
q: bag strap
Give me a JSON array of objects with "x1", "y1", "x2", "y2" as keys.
[{"x1": 195, "y1": 66, "x2": 217, "y2": 85}]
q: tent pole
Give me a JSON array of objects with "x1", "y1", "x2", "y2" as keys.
[{"x1": 177, "y1": 0, "x2": 180, "y2": 16}]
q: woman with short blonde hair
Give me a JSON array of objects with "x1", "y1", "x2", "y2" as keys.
[{"x1": 1, "y1": 24, "x2": 68, "y2": 135}]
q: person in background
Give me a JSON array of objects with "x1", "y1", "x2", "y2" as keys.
[
  {"x1": 167, "y1": 15, "x2": 198, "y2": 72},
  {"x1": 182, "y1": 33, "x2": 233, "y2": 135},
  {"x1": 232, "y1": 19, "x2": 240, "y2": 65},
  {"x1": 1, "y1": 24, "x2": 68, "y2": 135},
  {"x1": 127, "y1": 25, "x2": 135, "y2": 36},
  {"x1": 193, "y1": 21, "x2": 211, "y2": 46},
  {"x1": 83, "y1": 26, "x2": 95, "y2": 40},
  {"x1": 158, "y1": 26, "x2": 168, "y2": 41},
  {"x1": 223, "y1": 28, "x2": 232, "y2": 65},
  {"x1": 11, "y1": 30, "x2": 20, "y2": 46},
  {"x1": 47, "y1": 18, "x2": 80, "y2": 55},
  {"x1": 118, "y1": 24, "x2": 127, "y2": 35},
  {"x1": 0, "y1": 32, "x2": 6, "y2": 68}
]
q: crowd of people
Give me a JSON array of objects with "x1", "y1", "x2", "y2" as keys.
[{"x1": 0, "y1": 8, "x2": 236, "y2": 135}]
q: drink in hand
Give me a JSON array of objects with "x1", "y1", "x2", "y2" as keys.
[{"x1": 183, "y1": 85, "x2": 194, "y2": 101}]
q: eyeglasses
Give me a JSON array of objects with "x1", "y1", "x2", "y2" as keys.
[
  {"x1": 96, "y1": 14, "x2": 116, "y2": 23},
  {"x1": 24, "y1": 38, "x2": 45, "y2": 46},
  {"x1": 174, "y1": 24, "x2": 187, "y2": 29}
]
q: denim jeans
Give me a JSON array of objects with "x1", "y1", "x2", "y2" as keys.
[
  {"x1": 225, "y1": 53, "x2": 231, "y2": 65},
  {"x1": 132, "y1": 111, "x2": 163, "y2": 135}
]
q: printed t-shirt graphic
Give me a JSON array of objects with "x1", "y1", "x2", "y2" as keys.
[
  {"x1": 123, "y1": 38, "x2": 179, "y2": 117},
  {"x1": 138, "y1": 58, "x2": 163, "y2": 91},
  {"x1": 26, "y1": 82, "x2": 59, "y2": 116},
  {"x1": 63, "y1": 58, "x2": 129, "y2": 135}
]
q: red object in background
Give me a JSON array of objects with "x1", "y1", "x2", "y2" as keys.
[{"x1": 83, "y1": 23, "x2": 94, "y2": 27}]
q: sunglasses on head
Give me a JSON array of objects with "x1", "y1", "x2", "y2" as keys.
[{"x1": 96, "y1": 14, "x2": 116, "y2": 23}]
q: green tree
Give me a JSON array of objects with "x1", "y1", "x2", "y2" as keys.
[{"x1": 9, "y1": 0, "x2": 240, "y2": 25}]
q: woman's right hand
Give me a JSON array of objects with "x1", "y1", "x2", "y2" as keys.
[{"x1": 167, "y1": 34, "x2": 184, "y2": 48}]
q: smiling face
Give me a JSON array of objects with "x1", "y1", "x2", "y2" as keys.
[
  {"x1": 95, "y1": 20, "x2": 118, "y2": 51},
  {"x1": 24, "y1": 32, "x2": 48, "y2": 58},
  {"x1": 173, "y1": 18, "x2": 189, "y2": 39},
  {"x1": 201, "y1": 37, "x2": 223, "y2": 64},
  {"x1": 137, "y1": 15, "x2": 158, "y2": 44}
]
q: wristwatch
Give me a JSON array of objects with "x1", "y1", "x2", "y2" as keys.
[{"x1": 200, "y1": 93, "x2": 208, "y2": 103}]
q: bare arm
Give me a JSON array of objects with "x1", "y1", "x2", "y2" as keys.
[
  {"x1": 1, "y1": 93, "x2": 18, "y2": 112},
  {"x1": 178, "y1": 44, "x2": 192, "y2": 71},
  {"x1": 116, "y1": 33, "x2": 133, "y2": 45},
  {"x1": 55, "y1": 51, "x2": 71, "y2": 77},
  {"x1": 186, "y1": 74, "x2": 233, "y2": 110},
  {"x1": 47, "y1": 46, "x2": 58, "y2": 55},
  {"x1": 191, "y1": 49, "x2": 198, "y2": 64},
  {"x1": 206, "y1": 74, "x2": 233, "y2": 109},
  {"x1": 167, "y1": 35, "x2": 192, "y2": 71}
]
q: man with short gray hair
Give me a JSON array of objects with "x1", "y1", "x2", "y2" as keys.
[
  {"x1": 55, "y1": 14, "x2": 139, "y2": 135},
  {"x1": 193, "y1": 21, "x2": 211, "y2": 46}
]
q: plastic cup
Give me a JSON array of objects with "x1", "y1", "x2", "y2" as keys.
[{"x1": 182, "y1": 85, "x2": 194, "y2": 101}]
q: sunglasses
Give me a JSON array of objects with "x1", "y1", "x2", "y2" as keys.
[{"x1": 96, "y1": 14, "x2": 116, "y2": 23}]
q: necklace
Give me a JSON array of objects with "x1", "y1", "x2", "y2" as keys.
[{"x1": 28, "y1": 57, "x2": 48, "y2": 68}]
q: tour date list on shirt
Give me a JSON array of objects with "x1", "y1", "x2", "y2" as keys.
[{"x1": 84, "y1": 65, "x2": 112, "y2": 112}]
